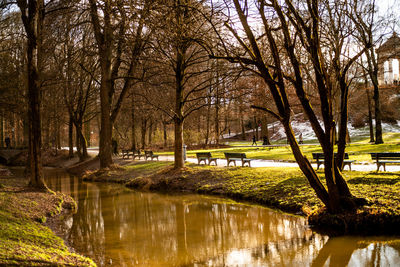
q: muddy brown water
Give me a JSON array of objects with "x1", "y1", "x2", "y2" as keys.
[{"x1": 41, "y1": 169, "x2": 400, "y2": 267}]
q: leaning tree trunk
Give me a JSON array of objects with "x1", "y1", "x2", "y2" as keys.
[{"x1": 282, "y1": 121, "x2": 330, "y2": 208}]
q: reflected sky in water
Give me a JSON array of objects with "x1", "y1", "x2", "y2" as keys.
[{"x1": 44, "y1": 169, "x2": 400, "y2": 267}]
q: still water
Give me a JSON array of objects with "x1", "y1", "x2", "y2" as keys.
[{"x1": 43, "y1": 169, "x2": 400, "y2": 266}]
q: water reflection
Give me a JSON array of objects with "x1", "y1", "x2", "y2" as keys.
[{"x1": 44, "y1": 170, "x2": 400, "y2": 267}]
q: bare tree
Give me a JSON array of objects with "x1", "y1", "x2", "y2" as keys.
[
  {"x1": 88, "y1": 0, "x2": 151, "y2": 168},
  {"x1": 142, "y1": 0, "x2": 221, "y2": 169},
  {"x1": 349, "y1": 0, "x2": 392, "y2": 144},
  {"x1": 16, "y1": 0, "x2": 47, "y2": 189},
  {"x1": 210, "y1": 0, "x2": 369, "y2": 213}
]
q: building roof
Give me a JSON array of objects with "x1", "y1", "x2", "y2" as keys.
[{"x1": 376, "y1": 32, "x2": 400, "y2": 53}]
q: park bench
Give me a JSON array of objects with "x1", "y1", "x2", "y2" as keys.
[
  {"x1": 196, "y1": 152, "x2": 218, "y2": 165},
  {"x1": 121, "y1": 149, "x2": 133, "y2": 159},
  {"x1": 370, "y1": 152, "x2": 400, "y2": 171},
  {"x1": 312, "y1": 153, "x2": 355, "y2": 171},
  {"x1": 145, "y1": 150, "x2": 159, "y2": 161},
  {"x1": 133, "y1": 150, "x2": 145, "y2": 160},
  {"x1": 224, "y1": 152, "x2": 251, "y2": 167}
]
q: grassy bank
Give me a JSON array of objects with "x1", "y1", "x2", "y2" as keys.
[
  {"x1": 0, "y1": 172, "x2": 96, "y2": 266},
  {"x1": 82, "y1": 160, "x2": 400, "y2": 235},
  {"x1": 156, "y1": 132, "x2": 400, "y2": 163}
]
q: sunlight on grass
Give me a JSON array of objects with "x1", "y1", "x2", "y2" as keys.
[{"x1": 157, "y1": 132, "x2": 400, "y2": 163}]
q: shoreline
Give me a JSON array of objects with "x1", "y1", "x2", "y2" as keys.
[
  {"x1": 76, "y1": 158, "x2": 400, "y2": 236},
  {"x1": 0, "y1": 166, "x2": 96, "y2": 266},
  {"x1": 2, "y1": 152, "x2": 399, "y2": 266}
]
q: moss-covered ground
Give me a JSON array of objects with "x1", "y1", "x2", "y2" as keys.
[
  {"x1": 112, "y1": 161, "x2": 400, "y2": 235},
  {"x1": 0, "y1": 172, "x2": 96, "y2": 266}
]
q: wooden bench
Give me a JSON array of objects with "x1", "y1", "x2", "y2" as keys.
[
  {"x1": 370, "y1": 152, "x2": 400, "y2": 171},
  {"x1": 144, "y1": 150, "x2": 159, "y2": 161},
  {"x1": 133, "y1": 150, "x2": 144, "y2": 160},
  {"x1": 312, "y1": 153, "x2": 355, "y2": 170},
  {"x1": 121, "y1": 149, "x2": 133, "y2": 159},
  {"x1": 224, "y1": 152, "x2": 251, "y2": 167},
  {"x1": 196, "y1": 152, "x2": 217, "y2": 165}
]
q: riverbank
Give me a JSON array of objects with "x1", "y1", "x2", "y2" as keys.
[
  {"x1": 80, "y1": 160, "x2": 400, "y2": 235},
  {"x1": 0, "y1": 167, "x2": 96, "y2": 266}
]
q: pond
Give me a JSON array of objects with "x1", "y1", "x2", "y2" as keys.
[{"x1": 44, "y1": 169, "x2": 400, "y2": 266}]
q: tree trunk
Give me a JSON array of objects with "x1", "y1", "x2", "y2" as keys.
[
  {"x1": 98, "y1": 73, "x2": 113, "y2": 168},
  {"x1": 74, "y1": 122, "x2": 88, "y2": 162},
  {"x1": 283, "y1": 121, "x2": 330, "y2": 208},
  {"x1": 56, "y1": 120, "x2": 61, "y2": 150},
  {"x1": 261, "y1": 115, "x2": 270, "y2": 145},
  {"x1": 23, "y1": 116, "x2": 29, "y2": 147},
  {"x1": 174, "y1": 118, "x2": 184, "y2": 169},
  {"x1": 174, "y1": 8, "x2": 186, "y2": 169},
  {"x1": 44, "y1": 116, "x2": 50, "y2": 149},
  {"x1": 0, "y1": 114, "x2": 3, "y2": 148},
  {"x1": 68, "y1": 116, "x2": 74, "y2": 158},
  {"x1": 131, "y1": 96, "x2": 137, "y2": 151},
  {"x1": 148, "y1": 119, "x2": 153, "y2": 147},
  {"x1": 373, "y1": 81, "x2": 383, "y2": 144},
  {"x1": 254, "y1": 116, "x2": 259, "y2": 140},
  {"x1": 163, "y1": 121, "x2": 168, "y2": 148},
  {"x1": 366, "y1": 89, "x2": 375, "y2": 143},
  {"x1": 85, "y1": 120, "x2": 91, "y2": 148},
  {"x1": 89, "y1": 0, "x2": 113, "y2": 168},
  {"x1": 75, "y1": 126, "x2": 82, "y2": 160},
  {"x1": 79, "y1": 129, "x2": 88, "y2": 160},
  {"x1": 205, "y1": 97, "x2": 211, "y2": 145},
  {"x1": 18, "y1": 0, "x2": 47, "y2": 189},
  {"x1": 214, "y1": 95, "x2": 220, "y2": 145},
  {"x1": 141, "y1": 117, "x2": 147, "y2": 149}
]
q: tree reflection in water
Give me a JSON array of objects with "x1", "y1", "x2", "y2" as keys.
[{"x1": 43, "y1": 170, "x2": 400, "y2": 267}]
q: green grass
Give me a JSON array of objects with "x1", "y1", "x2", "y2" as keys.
[
  {"x1": 157, "y1": 132, "x2": 400, "y2": 163},
  {"x1": 192, "y1": 164, "x2": 400, "y2": 214},
  {"x1": 0, "y1": 188, "x2": 96, "y2": 266},
  {"x1": 127, "y1": 161, "x2": 400, "y2": 218},
  {"x1": 124, "y1": 161, "x2": 169, "y2": 174}
]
